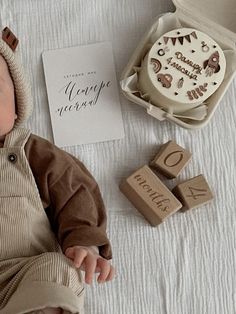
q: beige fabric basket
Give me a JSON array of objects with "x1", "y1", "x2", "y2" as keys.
[{"x1": 120, "y1": 0, "x2": 236, "y2": 129}]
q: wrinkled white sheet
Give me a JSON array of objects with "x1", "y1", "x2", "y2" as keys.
[{"x1": 1, "y1": 0, "x2": 236, "y2": 313}]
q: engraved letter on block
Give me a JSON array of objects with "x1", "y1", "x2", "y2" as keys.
[{"x1": 119, "y1": 165, "x2": 182, "y2": 226}]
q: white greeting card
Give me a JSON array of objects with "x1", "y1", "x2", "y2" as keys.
[{"x1": 42, "y1": 42, "x2": 124, "y2": 147}]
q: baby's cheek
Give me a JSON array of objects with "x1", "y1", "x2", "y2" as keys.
[{"x1": 0, "y1": 105, "x2": 16, "y2": 133}]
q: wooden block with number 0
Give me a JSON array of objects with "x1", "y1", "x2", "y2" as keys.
[
  {"x1": 172, "y1": 175, "x2": 214, "y2": 211},
  {"x1": 150, "y1": 141, "x2": 192, "y2": 179}
]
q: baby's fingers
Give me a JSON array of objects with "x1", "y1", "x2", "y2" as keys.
[
  {"x1": 73, "y1": 248, "x2": 88, "y2": 268},
  {"x1": 84, "y1": 255, "x2": 97, "y2": 285},
  {"x1": 65, "y1": 247, "x2": 75, "y2": 259},
  {"x1": 97, "y1": 259, "x2": 111, "y2": 283},
  {"x1": 105, "y1": 265, "x2": 116, "y2": 282}
]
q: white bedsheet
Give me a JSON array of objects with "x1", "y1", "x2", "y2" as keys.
[{"x1": 1, "y1": 0, "x2": 236, "y2": 313}]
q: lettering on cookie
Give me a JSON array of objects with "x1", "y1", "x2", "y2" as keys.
[
  {"x1": 175, "y1": 52, "x2": 203, "y2": 74},
  {"x1": 167, "y1": 58, "x2": 198, "y2": 81}
]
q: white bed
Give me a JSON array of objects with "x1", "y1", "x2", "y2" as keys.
[{"x1": 2, "y1": 0, "x2": 236, "y2": 313}]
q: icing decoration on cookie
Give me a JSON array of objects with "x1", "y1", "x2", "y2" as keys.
[
  {"x1": 187, "y1": 91, "x2": 194, "y2": 101},
  {"x1": 178, "y1": 77, "x2": 184, "y2": 89},
  {"x1": 192, "y1": 90, "x2": 199, "y2": 99},
  {"x1": 200, "y1": 83, "x2": 208, "y2": 92},
  {"x1": 171, "y1": 38, "x2": 177, "y2": 45},
  {"x1": 163, "y1": 31, "x2": 198, "y2": 46},
  {"x1": 203, "y1": 51, "x2": 220, "y2": 77},
  {"x1": 195, "y1": 87, "x2": 203, "y2": 96},
  {"x1": 138, "y1": 28, "x2": 226, "y2": 114},
  {"x1": 157, "y1": 74, "x2": 173, "y2": 88},
  {"x1": 150, "y1": 58, "x2": 162, "y2": 73},
  {"x1": 187, "y1": 83, "x2": 208, "y2": 100},
  {"x1": 164, "y1": 37, "x2": 169, "y2": 45},
  {"x1": 201, "y1": 41, "x2": 210, "y2": 52},
  {"x1": 158, "y1": 47, "x2": 169, "y2": 56},
  {"x1": 158, "y1": 49, "x2": 165, "y2": 56},
  {"x1": 185, "y1": 35, "x2": 191, "y2": 43}
]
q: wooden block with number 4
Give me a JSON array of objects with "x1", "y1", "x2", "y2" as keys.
[
  {"x1": 150, "y1": 141, "x2": 192, "y2": 179},
  {"x1": 172, "y1": 175, "x2": 214, "y2": 211}
]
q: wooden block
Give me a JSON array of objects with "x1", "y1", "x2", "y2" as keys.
[
  {"x1": 172, "y1": 175, "x2": 214, "y2": 211},
  {"x1": 150, "y1": 141, "x2": 192, "y2": 178},
  {"x1": 119, "y1": 165, "x2": 182, "y2": 226}
]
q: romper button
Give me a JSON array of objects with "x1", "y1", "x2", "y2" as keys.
[{"x1": 8, "y1": 153, "x2": 17, "y2": 163}]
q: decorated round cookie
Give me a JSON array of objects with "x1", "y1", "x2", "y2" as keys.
[{"x1": 138, "y1": 28, "x2": 226, "y2": 114}]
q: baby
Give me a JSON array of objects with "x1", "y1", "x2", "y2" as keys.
[{"x1": 0, "y1": 27, "x2": 115, "y2": 314}]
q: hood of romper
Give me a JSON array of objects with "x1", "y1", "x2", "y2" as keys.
[{"x1": 0, "y1": 26, "x2": 33, "y2": 127}]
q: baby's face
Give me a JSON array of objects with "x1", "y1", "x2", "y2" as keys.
[{"x1": 0, "y1": 55, "x2": 16, "y2": 143}]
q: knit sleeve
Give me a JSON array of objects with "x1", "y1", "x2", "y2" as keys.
[{"x1": 24, "y1": 134, "x2": 112, "y2": 260}]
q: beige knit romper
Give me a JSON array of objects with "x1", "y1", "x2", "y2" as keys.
[{"x1": 0, "y1": 128, "x2": 85, "y2": 314}]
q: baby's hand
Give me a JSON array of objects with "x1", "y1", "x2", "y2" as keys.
[{"x1": 65, "y1": 246, "x2": 116, "y2": 285}]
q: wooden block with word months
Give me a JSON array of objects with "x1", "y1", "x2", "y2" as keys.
[
  {"x1": 172, "y1": 175, "x2": 213, "y2": 211},
  {"x1": 150, "y1": 141, "x2": 192, "y2": 178},
  {"x1": 119, "y1": 165, "x2": 182, "y2": 226}
]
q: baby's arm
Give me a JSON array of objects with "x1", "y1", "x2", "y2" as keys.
[
  {"x1": 24, "y1": 134, "x2": 114, "y2": 270},
  {"x1": 65, "y1": 245, "x2": 116, "y2": 284}
]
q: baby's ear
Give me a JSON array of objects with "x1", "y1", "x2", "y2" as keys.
[{"x1": 2, "y1": 27, "x2": 19, "y2": 51}]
